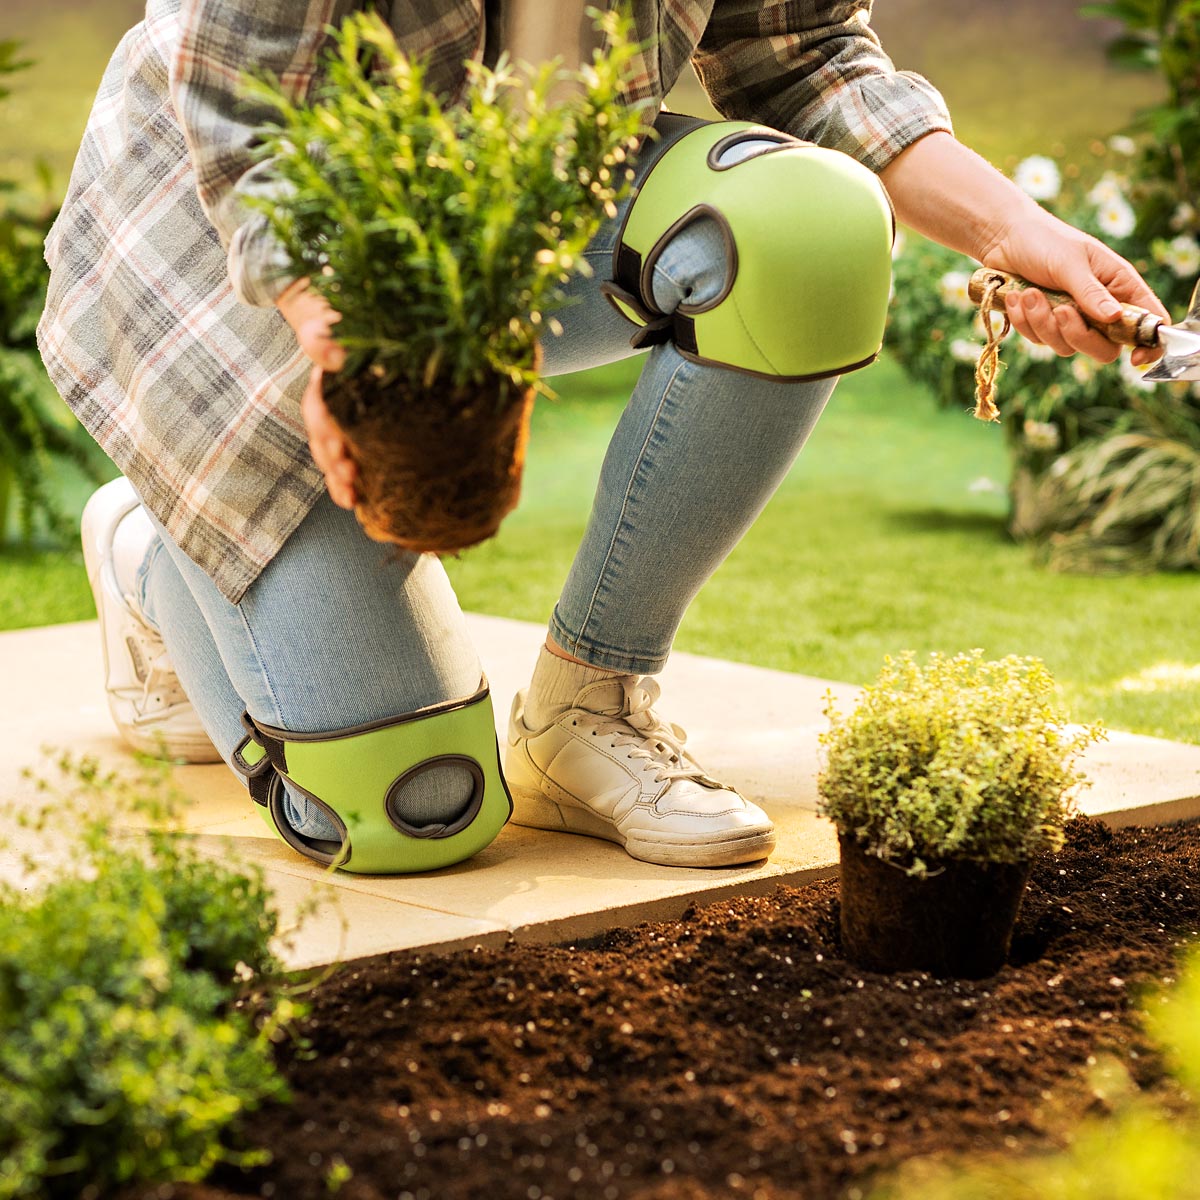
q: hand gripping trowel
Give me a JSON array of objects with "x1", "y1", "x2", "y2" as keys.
[{"x1": 967, "y1": 268, "x2": 1200, "y2": 382}]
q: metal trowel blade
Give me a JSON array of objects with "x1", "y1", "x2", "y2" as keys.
[
  {"x1": 1144, "y1": 323, "x2": 1200, "y2": 382},
  {"x1": 1144, "y1": 276, "x2": 1200, "y2": 382}
]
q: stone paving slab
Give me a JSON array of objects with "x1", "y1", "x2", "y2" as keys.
[{"x1": 3, "y1": 616, "x2": 1200, "y2": 969}]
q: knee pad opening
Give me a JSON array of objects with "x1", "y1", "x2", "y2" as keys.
[
  {"x1": 706, "y1": 127, "x2": 798, "y2": 171},
  {"x1": 385, "y1": 755, "x2": 486, "y2": 839},
  {"x1": 266, "y1": 775, "x2": 349, "y2": 867},
  {"x1": 641, "y1": 203, "x2": 738, "y2": 318}
]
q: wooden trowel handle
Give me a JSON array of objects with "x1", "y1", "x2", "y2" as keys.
[{"x1": 967, "y1": 268, "x2": 1162, "y2": 348}]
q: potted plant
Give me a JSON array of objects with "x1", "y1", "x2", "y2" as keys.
[
  {"x1": 818, "y1": 650, "x2": 1102, "y2": 978},
  {"x1": 246, "y1": 11, "x2": 645, "y2": 552}
]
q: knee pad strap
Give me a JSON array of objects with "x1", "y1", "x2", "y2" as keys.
[
  {"x1": 231, "y1": 681, "x2": 512, "y2": 875},
  {"x1": 602, "y1": 121, "x2": 896, "y2": 380}
]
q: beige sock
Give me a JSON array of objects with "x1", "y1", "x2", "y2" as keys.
[{"x1": 523, "y1": 645, "x2": 622, "y2": 728}]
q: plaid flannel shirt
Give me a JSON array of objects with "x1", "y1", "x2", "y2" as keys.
[{"x1": 37, "y1": 0, "x2": 952, "y2": 604}]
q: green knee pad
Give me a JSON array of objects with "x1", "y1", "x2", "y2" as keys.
[
  {"x1": 602, "y1": 120, "x2": 895, "y2": 380},
  {"x1": 231, "y1": 681, "x2": 512, "y2": 874}
]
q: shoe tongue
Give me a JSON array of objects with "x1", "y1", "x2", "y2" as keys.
[{"x1": 574, "y1": 677, "x2": 631, "y2": 717}]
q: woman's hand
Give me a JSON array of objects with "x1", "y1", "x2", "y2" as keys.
[
  {"x1": 979, "y1": 210, "x2": 1171, "y2": 366},
  {"x1": 880, "y1": 132, "x2": 1171, "y2": 366},
  {"x1": 275, "y1": 279, "x2": 358, "y2": 508}
]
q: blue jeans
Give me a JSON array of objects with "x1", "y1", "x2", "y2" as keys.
[{"x1": 137, "y1": 116, "x2": 838, "y2": 831}]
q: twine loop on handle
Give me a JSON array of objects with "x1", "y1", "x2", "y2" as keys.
[{"x1": 973, "y1": 274, "x2": 1011, "y2": 422}]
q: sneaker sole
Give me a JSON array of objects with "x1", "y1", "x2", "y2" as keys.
[{"x1": 509, "y1": 785, "x2": 775, "y2": 868}]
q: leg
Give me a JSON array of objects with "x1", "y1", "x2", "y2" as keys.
[
  {"x1": 138, "y1": 493, "x2": 491, "y2": 859},
  {"x1": 549, "y1": 215, "x2": 837, "y2": 672}
]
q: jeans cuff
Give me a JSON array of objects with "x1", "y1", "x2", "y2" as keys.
[
  {"x1": 133, "y1": 535, "x2": 166, "y2": 634},
  {"x1": 547, "y1": 612, "x2": 667, "y2": 676}
]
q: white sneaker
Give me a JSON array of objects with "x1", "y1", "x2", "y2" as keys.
[
  {"x1": 81, "y1": 479, "x2": 221, "y2": 762},
  {"x1": 505, "y1": 675, "x2": 775, "y2": 867}
]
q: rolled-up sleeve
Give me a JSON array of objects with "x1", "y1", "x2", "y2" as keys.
[
  {"x1": 693, "y1": 0, "x2": 953, "y2": 174},
  {"x1": 169, "y1": 0, "x2": 350, "y2": 306}
]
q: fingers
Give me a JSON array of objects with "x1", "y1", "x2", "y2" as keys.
[
  {"x1": 277, "y1": 278, "x2": 347, "y2": 372},
  {"x1": 1004, "y1": 289, "x2": 1122, "y2": 362},
  {"x1": 300, "y1": 366, "x2": 359, "y2": 509}
]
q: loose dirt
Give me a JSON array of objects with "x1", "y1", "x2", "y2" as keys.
[{"x1": 155, "y1": 817, "x2": 1200, "y2": 1200}]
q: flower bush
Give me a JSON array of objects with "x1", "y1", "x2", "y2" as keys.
[
  {"x1": 818, "y1": 651, "x2": 1102, "y2": 878},
  {"x1": 885, "y1": 1, "x2": 1200, "y2": 572}
]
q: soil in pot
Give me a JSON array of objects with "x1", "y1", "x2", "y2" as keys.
[
  {"x1": 134, "y1": 817, "x2": 1200, "y2": 1200},
  {"x1": 837, "y1": 833, "x2": 1032, "y2": 978},
  {"x1": 325, "y1": 369, "x2": 535, "y2": 554}
]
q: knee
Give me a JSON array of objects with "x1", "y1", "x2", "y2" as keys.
[{"x1": 605, "y1": 122, "x2": 895, "y2": 380}]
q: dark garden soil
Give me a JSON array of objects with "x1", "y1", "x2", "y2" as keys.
[{"x1": 151, "y1": 817, "x2": 1200, "y2": 1200}]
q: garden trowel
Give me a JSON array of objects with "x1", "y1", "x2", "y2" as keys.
[{"x1": 967, "y1": 268, "x2": 1200, "y2": 381}]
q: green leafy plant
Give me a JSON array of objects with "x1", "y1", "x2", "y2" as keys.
[
  {"x1": 818, "y1": 651, "x2": 1103, "y2": 877},
  {"x1": 884, "y1": 2, "x2": 1200, "y2": 573},
  {"x1": 246, "y1": 9, "x2": 645, "y2": 398},
  {"x1": 0, "y1": 755, "x2": 299, "y2": 1198},
  {"x1": 873, "y1": 948, "x2": 1200, "y2": 1199},
  {"x1": 0, "y1": 42, "x2": 107, "y2": 545}
]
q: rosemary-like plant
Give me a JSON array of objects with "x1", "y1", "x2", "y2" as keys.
[{"x1": 246, "y1": 9, "x2": 646, "y2": 398}]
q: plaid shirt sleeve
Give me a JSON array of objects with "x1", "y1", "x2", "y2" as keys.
[
  {"x1": 692, "y1": 0, "x2": 953, "y2": 173},
  {"x1": 170, "y1": 0, "x2": 354, "y2": 306}
]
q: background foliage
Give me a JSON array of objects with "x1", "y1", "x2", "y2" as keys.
[
  {"x1": 0, "y1": 43, "x2": 105, "y2": 546},
  {"x1": 885, "y1": 1, "x2": 1200, "y2": 573}
]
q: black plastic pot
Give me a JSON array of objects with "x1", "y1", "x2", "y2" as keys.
[{"x1": 838, "y1": 834, "x2": 1031, "y2": 979}]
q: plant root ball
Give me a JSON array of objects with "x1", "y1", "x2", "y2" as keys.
[{"x1": 329, "y1": 373, "x2": 535, "y2": 555}]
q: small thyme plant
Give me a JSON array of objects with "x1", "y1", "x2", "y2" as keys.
[
  {"x1": 818, "y1": 650, "x2": 1103, "y2": 878},
  {"x1": 246, "y1": 9, "x2": 646, "y2": 400}
]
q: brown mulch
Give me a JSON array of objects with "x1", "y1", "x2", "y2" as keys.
[{"x1": 150, "y1": 817, "x2": 1200, "y2": 1200}]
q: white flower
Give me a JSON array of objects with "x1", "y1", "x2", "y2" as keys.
[
  {"x1": 1119, "y1": 351, "x2": 1155, "y2": 392},
  {"x1": 967, "y1": 476, "x2": 1003, "y2": 495},
  {"x1": 891, "y1": 227, "x2": 906, "y2": 260},
  {"x1": 950, "y1": 337, "x2": 980, "y2": 363},
  {"x1": 1071, "y1": 356, "x2": 1097, "y2": 384},
  {"x1": 939, "y1": 270, "x2": 974, "y2": 310},
  {"x1": 1155, "y1": 234, "x2": 1200, "y2": 278},
  {"x1": 1170, "y1": 202, "x2": 1197, "y2": 233},
  {"x1": 1096, "y1": 195, "x2": 1136, "y2": 238},
  {"x1": 1087, "y1": 172, "x2": 1126, "y2": 207},
  {"x1": 1108, "y1": 134, "x2": 1137, "y2": 157},
  {"x1": 1014, "y1": 155, "x2": 1061, "y2": 201},
  {"x1": 1023, "y1": 419, "x2": 1061, "y2": 451},
  {"x1": 1021, "y1": 339, "x2": 1057, "y2": 362}
]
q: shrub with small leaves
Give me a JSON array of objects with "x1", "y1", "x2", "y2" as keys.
[
  {"x1": 246, "y1": 9, "x2": 646, "y2": 398},
  {"x1": 0, "y1": 758, "x2": 298, "y2": 1199},
  {"x1": 818, "y1": 651, "x2": 1103, "y2": 877}
]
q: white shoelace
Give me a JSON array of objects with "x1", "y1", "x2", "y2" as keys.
[
  {"x1": 582, "y1": 677, "x2": 713, "y2": 785},
  {"x1": 123, "y1": 596, "x2": 189, "y2": 721}
]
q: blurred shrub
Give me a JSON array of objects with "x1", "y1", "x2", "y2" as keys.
[{"x1": 0, "y1": 756, "x2": 298, "y2": 1198}]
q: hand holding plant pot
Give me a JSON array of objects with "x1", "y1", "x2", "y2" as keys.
[
  {"x1": 248, "y1": 11, "x2": 645, "y2": 551},
  {"x1": 818, "y1": 651, "x2": 1103, "y2": 979}
]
